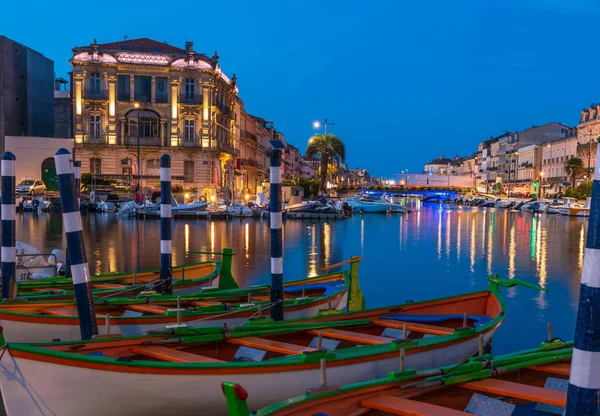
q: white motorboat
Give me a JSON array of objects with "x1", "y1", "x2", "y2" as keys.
[
  {"x1": 558, "y1": 197, "x2": 590, "y2": 217},
  {"x1": 2, "y1": 242, "x2": 66, "y2": 280}
]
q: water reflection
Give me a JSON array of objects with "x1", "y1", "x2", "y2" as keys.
[{"x1": 15, "y1": 206, "x2": 587, "y2": 354}]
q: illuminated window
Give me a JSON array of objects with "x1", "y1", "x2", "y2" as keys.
[{"x1": 184, "y1": 119, "x2": 195, "y2": 141}]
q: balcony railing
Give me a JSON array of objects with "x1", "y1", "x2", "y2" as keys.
[
  {"x1": 179, "y1": 94, "x2": 203, "y2": 104},
  {"x1": 84, "y1": 89, "x2": 108, "y2": 100},
  {"x1": 181, "y1": 139, "x2": 199, "y2": 148},
  {"x1": 124, "y1": 136, "x2": 161, "y2": 146},
  {"x1": 217, "y1": 140, "x2": 239, "y2": 156},
  {"x1": 82, "y1": 134, "x2": 108, "y2": 145}
]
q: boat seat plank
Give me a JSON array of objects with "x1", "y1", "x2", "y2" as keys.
[
  {"x1": 531, "y1": 362, "x2": 571, "y2": 376},
  {"x1": 39, "y1": 307, "x2": 79, "y2": 316},
  {"x1": 131, "y1": 346, "x2": 223, "y2": 363},
  {"x1": 361, "y1": 394, "x2": 470, "y2": 416},
  {"x1": 228, "y1": 336, "x2": 316, "y2": 355},
  {"x1": 249, "y1": 296, "x2": 270, "y2": 302},
  {"x1": 126, "y1": 304, "x2": 170, "y2": 314},
  {"x1": 92, "y1": 283, "x2": 128, "y2": 289},
  {"x1": 306, "y1": 328, "x2": 392, "y2": 345},
  {"x1": 190, "y1": 300, "x2": 222, "y2": 307},
  {"x1": 371, "y1": 319, "x2": 453, "y2": 336},
  {"x1": 462, "y1": 378, "x2": 567, "y2": 406}
]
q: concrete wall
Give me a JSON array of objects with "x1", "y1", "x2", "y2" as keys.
[
  {"x1": 5, "y1": 136, "x2": 73, "y2": 182},
  {"x1": 54, "y1": 97, "x2": 72, "y2": 138}
]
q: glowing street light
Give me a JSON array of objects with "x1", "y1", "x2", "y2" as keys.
[{"x1": 312, "y1": 118, "x2": 335, "y2": 135}]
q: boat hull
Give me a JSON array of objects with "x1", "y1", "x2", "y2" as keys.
[{"x1": 0, "y1": 327, "x2": 494, "y2": 416}]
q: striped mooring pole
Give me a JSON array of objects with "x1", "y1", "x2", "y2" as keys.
[
  {"x1": 567, "y1": 144, "x2": 600, "y2": 414},
  {"x1": 55, "y1": 148, "x2": 98, "y2": 339},
  {"x1": 269, "y1": 148, "x2": 284, "y2": 321},
  {"x1": 157, "y1": 154, "x2": 172, "y2": 295},
  {"x1": 1, "y1": 152, "x2": 16, "y2": 300},
  {"x1": 64, "y1": 160, "x2": 81, "y2": 279},
  {"x1": 74, "y1": 160, "x2": 81, "y2": 202}
]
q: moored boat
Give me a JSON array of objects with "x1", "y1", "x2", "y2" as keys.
[
  {"x1": 558, "y1": 197, "x2": 590, "y2": 217},
  {"x1": 0, "y1": 276, "x2": 525, "y2": 415},
  {"x1": 0, "y1": 268, "x2": 356, "y2": 342},
  {"x1": 223, "y1": 340, "x2": 572, "y2": 416},
  {"x1": 11, "y1": 259, "x2": 223, "y2": 300}
]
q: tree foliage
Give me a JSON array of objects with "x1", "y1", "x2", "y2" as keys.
[
  {"x1": 305, "y1": 134, "x2": 345, "y2": 194},
  {"x1": 565, "y1": 157, "x2": 585, "y2": 188},
  {"x1": 283, "y1": 178, "x2": 320, "y2": 199},
  {"x1": 564, "y1": 182, "x2": 592, "y2": 199}
]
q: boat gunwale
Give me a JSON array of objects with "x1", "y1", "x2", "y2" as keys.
[{"x1": 3, "y1": 289, "x2": 507, "y2": 373}]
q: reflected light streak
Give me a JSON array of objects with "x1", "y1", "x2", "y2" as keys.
[
  {"x1": 210, "y1": 222, "x2": 215, "y2": 258},
  {"x1": 184, "y1": 224, "x2": 190, "y2": 255},
  {"x1": 244, "y1": 223, "x2": 249, "y2": 260},
  {"x1": 578, "y1": 223, "x2": 585, "y2": 271},
  {"x1": 308, "y1": 224, "x2": 317, "y2": 277},
  {"x1": 530, "y1": 217, "x2": 537, "y2": 261},
  {"x1": 360, "y1": 219, "x2": 365, "y2": 255},
  {"x1": 456, "y1": 215, "x2": 462, "y2": 260},
  {"x1": 445, "y1": 212, "x2": 451, "y2": 259},
  {"x1": 437, "y1": 210, "x2": 443, "y2": 260},
  {"x1": 487, "y1": 212, "x2": 493, "y2": 274},
  {"x1": 470, "y1": 218, "x2": 476, "y2": 273},
  {"x1": 324, "y1": 222, "x2": 331, "y2": 267},
  {"x1": 508, "y1": 223, "x2": 516, "y2": 279}
]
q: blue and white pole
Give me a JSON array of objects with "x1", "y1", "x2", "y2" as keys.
[
  {"x1": 55, "y1": 148, "x2": 98, "y2": 339},
  {"x1": 566, "y1": 144, "x2": 600, "y2": 414},
  {"x1": 269, "y1": 149, "x2": 284, "y2": 321},
  {"x1": 158, "y1": 154, "x2": 172, "y2": 295},
  {"x1": 1, "y1": 152, "x2": 16, "y2": 300},
  {"x1": 74, "y1": 160, "x2": 81, "y2": 202}
]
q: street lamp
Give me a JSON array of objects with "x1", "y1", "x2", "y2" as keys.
[
  {"x1": 133, "y1": 102, "x2": 142, "y2": 198},
  {"x1": 313, "y1": 118, "x2": 335, "y2": 135}
]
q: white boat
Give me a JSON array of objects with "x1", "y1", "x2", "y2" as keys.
[
  {"x1": 546, "y1": 199, "x2": 565, "y2": 214},
  {"x1": 225, "y1": 203, "x2": 253, "y2": 217},
  {"x1": 346, "y1": 196, "x2": 392, "y2": 213},
  {"x1": 96, "y1": 201, "x2": 117, "y2": 212},
  {"x1": 173, "y1": 200, "x2": 208, "y2": 212},
  {"x1": 9, "y1": 242, "x2": 65, "y2": 280},
  {"x1": 495, "y1": 199, "x2": 513, "y2": 208},
  {"x1": 558, "y1": 197, "x2": 590, "y2": 217},
  {"x1": 21, "y1": 197, "x2": 51, "y2": 212}
]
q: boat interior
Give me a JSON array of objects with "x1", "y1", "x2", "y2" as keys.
[
  {"x1": 272, "y1": 358, "x2": 572, "y2": 416},
  {"x1": 35, "y1": 292, "x2": 499, "y2": 366}
]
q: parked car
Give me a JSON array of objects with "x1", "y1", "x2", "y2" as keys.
[{"x1": 15, "y1": 180, "x2": 46, "y2": 196}]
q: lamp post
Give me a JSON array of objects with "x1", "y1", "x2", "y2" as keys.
[
  {"x1": 313, "y1": 118, "x2": 335, "y2": 135},
  {"x1": 585, "y1": 131, "x2": 598, "y2": 185},
  {"x1": 134, "y1": 102, "x2": 142, "y2": 198}
]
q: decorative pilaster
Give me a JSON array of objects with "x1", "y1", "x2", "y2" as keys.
[
  {"x1": 74, "y1": 73, "x2": 84, "y2": 144},
  {"x1": 202, "y1": 84, "x2": 210, "y2": 148},
  {"x1": 107, "y1": 75, "x2": 117, "y2": 145}
]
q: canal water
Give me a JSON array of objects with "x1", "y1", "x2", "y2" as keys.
[{"x1": 18, "y1": 204, "x2": 585, "y2": 354}]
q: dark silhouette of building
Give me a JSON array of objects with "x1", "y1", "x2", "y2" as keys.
[{"x1": 0, "y1": 36, "x2": 55, "y2": 152}]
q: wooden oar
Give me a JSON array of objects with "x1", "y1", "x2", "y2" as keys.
[{"x1": 321, "y1": 257, "x2": 363, "y2": 271}]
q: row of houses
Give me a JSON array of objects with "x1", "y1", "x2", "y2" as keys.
[
  {"x1": 1, "y1": 35, "x2": 326, "y2": 200},
  {"x1": 423, "y1": 109, "x2": 600, "y2": 196}
]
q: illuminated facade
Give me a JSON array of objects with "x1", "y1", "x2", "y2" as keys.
[{"x1": 71, "y1": 38, "x2": 239, "y2": 196}]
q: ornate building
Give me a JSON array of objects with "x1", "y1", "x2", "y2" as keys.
[{"x1": 71, "y1": 38, "x2": 239, "y2": 196}]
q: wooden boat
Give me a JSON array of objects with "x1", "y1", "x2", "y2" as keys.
[
  {"x1": 0, "y1": 278, "x2": 514, "y2": 415},
  {"x1": 223, "y1": 340, "x2": 573, "y2": 415},
  {"x1": 0, "y1": 270, "x2": 355, "y2": 342},
  {"x1": 10, "y1": 260, "x2": 223, "y2": 300}
]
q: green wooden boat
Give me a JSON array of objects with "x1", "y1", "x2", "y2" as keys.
[{"x1": 223, "y1": 339, "x2": 573, "y2": 415}]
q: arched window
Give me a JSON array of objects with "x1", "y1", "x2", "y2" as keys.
[{"x1": 126, "y1": 110, "x2": 161, "y2": 139}]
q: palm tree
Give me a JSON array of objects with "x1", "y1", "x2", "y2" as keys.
[
  {"x1": 306, "y1": 134, "x2": 346, "y2": 194},
  {"x1": 565, "y1": 157, "x2": 584, "y2": 188}
]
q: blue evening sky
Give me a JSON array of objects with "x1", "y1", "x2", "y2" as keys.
[{"x1": 2, "y1": 0, "x2": 599, "y2": 177}]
